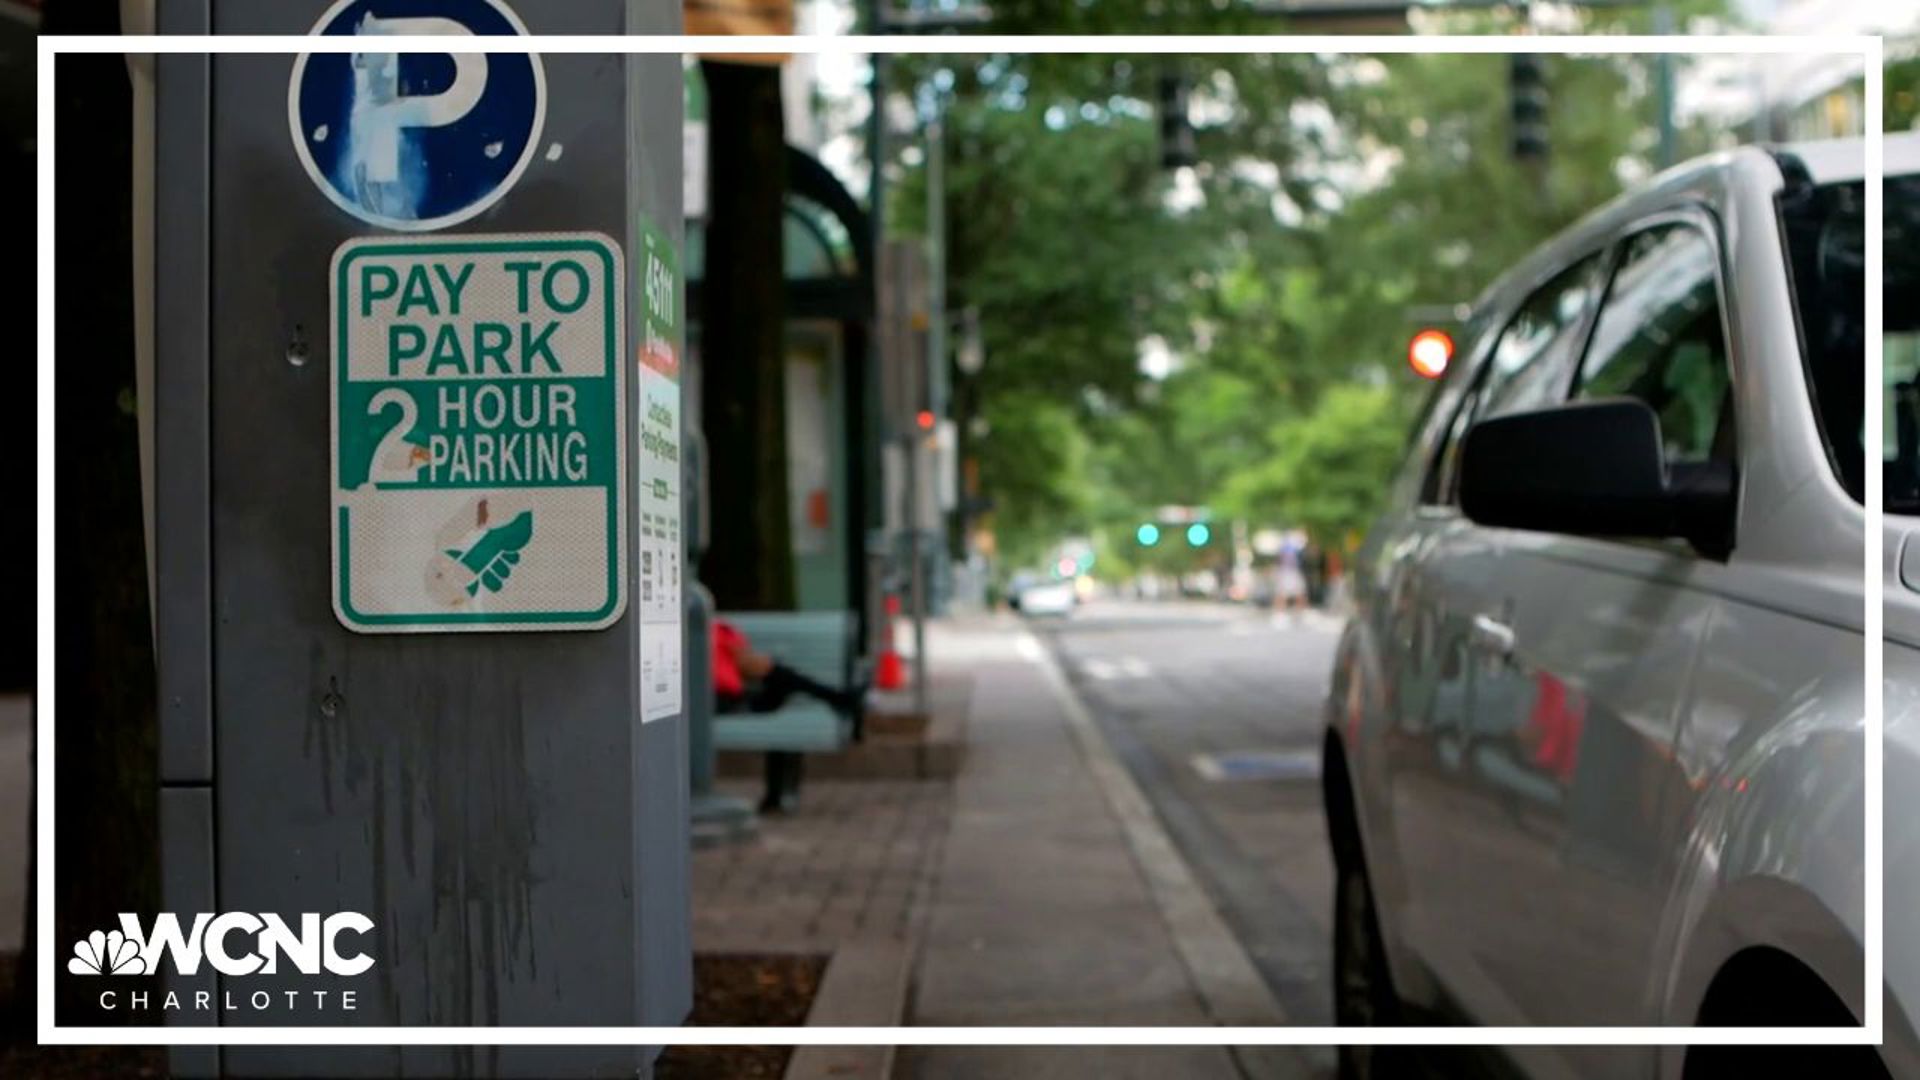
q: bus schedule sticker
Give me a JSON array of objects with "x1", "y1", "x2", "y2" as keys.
[
  {"x1": 330, "y1": 233, "x2": 626, "y2": 633},
  {"x1": 636, "y1": 221, "x2": 682, "y2": 720}
]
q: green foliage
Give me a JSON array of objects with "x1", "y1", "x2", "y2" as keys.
[
  {"x1": 1892, "y1": 52, "x2": 1920, "y2": 132},
  {"x1": 1218, "y1": 383, "x2": 1411, "y2": 547},
  {"x1": 977, "y1": 395, "x2": 1094, "y2": 569},
  {"x1": 889, "y1": 60, "x2": 1252, "y2": 403},
  {"x1": 881, "y1": 20, "x2": 1738, "y2": 571}
]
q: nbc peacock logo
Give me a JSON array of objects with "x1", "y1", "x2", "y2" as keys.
[{"x1": 68, "y1": 928, "x2": 146, "y2": 976}]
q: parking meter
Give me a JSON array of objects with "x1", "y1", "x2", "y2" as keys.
[{"x1": 148, "y1": 3, "x2": 688, "y2": 1074}]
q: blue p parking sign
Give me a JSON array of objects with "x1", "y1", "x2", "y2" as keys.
[{"x1": 288, "y1": 0, "x2": 546, "y2": 232}]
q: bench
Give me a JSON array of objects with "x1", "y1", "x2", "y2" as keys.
[{"x1": 712, "y1": 610, "x2": 864, "y2": 812}]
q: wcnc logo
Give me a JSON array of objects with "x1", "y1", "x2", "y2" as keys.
[{"x1": 68, "y1": 913, "x2": 374, "y2": 1015}]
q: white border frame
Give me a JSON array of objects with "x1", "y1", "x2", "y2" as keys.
[{"x1": 35, "y1": 32, "x2": 1883, "y2": 1050}]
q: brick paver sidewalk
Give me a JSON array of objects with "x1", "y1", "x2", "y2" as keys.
[{"x1": 691, "y1": 777, "x2": 951, "y2": 956}]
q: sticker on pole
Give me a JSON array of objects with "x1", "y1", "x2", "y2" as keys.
[
  {"x1": 636, "y1": 221, "x2": 683, "y2": 721},
  {"x1": 289, "y1": 0, "x2": 546, "y2": 232},
  {"x1": 330, "y1": 233, "x2": 626, "y2": 633}
]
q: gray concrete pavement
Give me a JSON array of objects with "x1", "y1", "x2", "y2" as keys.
[
  {"x1": 900, "y1": 609, "x2": 1339, "y2": 1080},
  {"x1": 1040, "y1": 600, "x2": 1342, "y2": 1028},
  {"x1": 906, "y1": 623, "x2": 1231, "y2": 1033}
]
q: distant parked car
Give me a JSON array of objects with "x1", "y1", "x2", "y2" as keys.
[
  {"x1": 1323, "y1": 135, "x2": 1914, "y2": 1079},
  {"x1": 1180, "y1": 570, "x2": 1220, "y2": 598},
  {"x1": 1010, "y1": 573, "x2": 1076, "y2": 618}
]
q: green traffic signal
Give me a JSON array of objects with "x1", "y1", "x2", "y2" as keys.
[
  {"x1": 1137, "y1": 523, "x2": 1161, "y2": 546},
  {"x1": 1186, "y1": 522, "x2": 1211, "y2": 547}
]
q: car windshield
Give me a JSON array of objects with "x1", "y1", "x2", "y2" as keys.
[{"x1": 1782, "y1": 169, "x2": 1920, "y2": 510}]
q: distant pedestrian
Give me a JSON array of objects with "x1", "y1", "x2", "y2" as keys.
[{"x1": 1274, "y1": 541, "x2": 1309, "y2": 615}]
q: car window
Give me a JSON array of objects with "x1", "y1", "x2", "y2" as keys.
[
  {"x1": 1422, "y1": 253, "x2": 1607, "y2": 505},
  {"x1": 1783, "y1": 173, "x2": 1919, "y2": 508},
  {"x1": 1572, "y1": 224, "x2": 1732, "y2": 466}
]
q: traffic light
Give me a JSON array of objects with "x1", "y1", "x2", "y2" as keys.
[
  {"x1": 1408, "y1": 328, "x2": 1454, "y2": 379},
  {"x1": 1158, "y1": 73, "x2": 1197, "y2": 170},
  {"x1": 1510, "y1": 53, "x2": 1549, "y2": 163},
  {"x1": 1186, "y1": 522, "x2": 1211, "y2": 547},
  {"x1": 1137, "y1": 523, "x2": 1161, "y2": 547}
]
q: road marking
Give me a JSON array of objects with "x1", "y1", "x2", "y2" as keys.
[
  {"x1": 1076, "y1": 656, "x2": 1152, "y2": 681},
  {"x1": 1191, "y1": 749, "x2": 1322, "y2": 783},
  {"x1": 1018, "y1": 631, "x2": 1289, "y2": 1026},
  {"x1": 1269, "y1": 609, "x2": 1346, "y2": 634}
]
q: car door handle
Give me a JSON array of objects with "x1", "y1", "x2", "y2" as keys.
[{"x1": 1470, "y1": 614, "x2": 1516, "y2": 657}]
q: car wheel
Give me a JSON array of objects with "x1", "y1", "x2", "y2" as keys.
[{"x1": 1335, "y1": 849, "x2": 1402, "y2": 1079}]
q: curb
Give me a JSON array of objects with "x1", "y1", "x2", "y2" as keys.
[
  {"x1": 1016, "y1": 631, "x2": 1290, "y2": 1026},
  {"x1": 781, "y1": 937, "x2": 915, "y2": 1080}
]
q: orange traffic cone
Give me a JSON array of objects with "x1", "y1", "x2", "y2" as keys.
[{"x1": 876, "y1": 592, "x2": 906, "y2": 691}]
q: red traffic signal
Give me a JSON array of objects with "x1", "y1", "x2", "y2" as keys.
[{"x1": 1408, "y1": 329, "x2": 1453, "y2": 379}]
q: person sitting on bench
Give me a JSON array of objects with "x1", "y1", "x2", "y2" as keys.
[{"x1": 711, "y1": 617, "x2": 864, "y2": 716}]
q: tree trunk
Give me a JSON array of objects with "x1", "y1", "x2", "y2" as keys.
[{"x1": 698, "y1": 60, "x2": 795, "y2": 612}]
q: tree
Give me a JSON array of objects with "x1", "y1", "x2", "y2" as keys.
[
  {"x1": 885, "y1": 67, "x2": 1247, "y2": 565},
  {"x1": 1891, "y1": 51, "x2": 1920, "y2": 132},
  {"x1": 1218, "y1": 384, "x2": 1412, "y2": 548},
  {"x1": 973, "y1": 396, "x2": 1094, "y2": 570},
  {"x1": 878, "y1": 15, "x2": 1734, "y2": 576}
]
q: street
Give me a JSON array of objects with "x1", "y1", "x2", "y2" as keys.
[{"x1": 1036, "y1": 599, "x2": 1342, "y2": 1025}]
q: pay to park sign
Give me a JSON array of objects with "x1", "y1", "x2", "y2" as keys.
[{"x1": 331, "y1": 233, "x2": 627, "y2": 632}]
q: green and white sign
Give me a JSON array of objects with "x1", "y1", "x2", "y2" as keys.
[
  {"x1": 636, "y1": 220, "x2": 683, "y2": 721},
  {"x1": 330, "y1": 233, "x2": 627, "y2": 633}
]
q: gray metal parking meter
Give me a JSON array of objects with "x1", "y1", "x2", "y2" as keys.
[{"x1": 149, "y1": 3, "x2": 688, "y2": 1074}]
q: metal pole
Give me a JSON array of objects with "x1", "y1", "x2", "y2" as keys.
[
  {"x1": 1654, "y1": 3, "x2": 1676, "y2": 169},
  {"x1": 927, "y1": 114, "x2": 948, "y2": 420},
  {"x1": 867, "y1": 0, "x2": 887, "y2": 230},
  {"x1": 925, "y1": 105, "x2": 949, "y2": 616},
  {"x1": 909, "y1": 108, "x2": 942, "y2": 715},
  {"x1": 148, "y1": 4, "x2": 690, "y2": 1068},
  {"x1": 909, "y1": 437, "x2": 929, "y2": 716}
]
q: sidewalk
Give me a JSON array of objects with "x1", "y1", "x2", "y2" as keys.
[
  {"x1": 689, "y1": 776, "x2": 950, "y2": 957},
  {"x1": 684, "y1": 672, "x2": 967, "y2": 1080},
  {"x1": 686, "y1": 613, "x2": 1331, "y2": 1079},
  {"x1": 899, "y1": 616, "x2": 1321, "y2": 1080}
]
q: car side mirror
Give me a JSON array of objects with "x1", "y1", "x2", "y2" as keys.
[{"x1": 1458, "y1": 398, "x2": 1734, "y2": 557}]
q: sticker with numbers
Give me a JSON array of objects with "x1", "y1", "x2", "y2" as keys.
[{"x1": 636, "y1": 221, "x2": 683, "y2": 719}]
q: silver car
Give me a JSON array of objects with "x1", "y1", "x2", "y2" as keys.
[{"x1": 1324, "y1": 134, "x2": 1916, "y2": 1078}]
